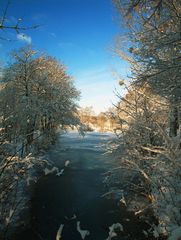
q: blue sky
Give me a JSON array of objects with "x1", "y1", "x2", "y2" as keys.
[{"x1": 0, "y1": 0, "x2": 129, "y2": 114}]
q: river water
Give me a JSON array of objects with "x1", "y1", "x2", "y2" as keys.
[{"x1": 14, "y1": 132, "x2": 151, "y2": 240}]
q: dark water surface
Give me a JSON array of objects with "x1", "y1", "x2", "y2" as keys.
[{"x1": 14, "y1": 132, "x2": 150, "y2": 240}]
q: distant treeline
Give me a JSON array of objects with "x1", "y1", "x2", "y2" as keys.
[{"x1": 79, "y1": 107, "x2": 118, "y2": 132}]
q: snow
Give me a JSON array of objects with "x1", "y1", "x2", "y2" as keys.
[
  {"x1": 56, "y1": 169, "x2": 64, "y2": 176},
  {"x1": 76, "y1": 221, "x2": 90, "y2": 239},
  {"x1": 44, "y1": 166, "x2": 59, "y2": 175},
  {"x1": 56, "y1": 224, "x2": 64, "y2": 240},
  {"x1": 64, "y1": 160, "x2": 70, "y2": 167},
  {"x1": 5, "y1": 209, "x2": 14, "y2": 225},
  {"x1": 106, "y1": 223, "x2": 123, "y2": 240}
]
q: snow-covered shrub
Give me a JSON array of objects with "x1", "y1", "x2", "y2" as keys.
[
  {"x1": 0, "y1": 148, "x2": 48, "y2": 238},
  {"x1": 150, "y1": 143, "x2": 181, "y2": 238},
  {"x1": 107, "y1": 84, "x2": 181, "y2": 238},
  {"x1": 112, "y1": 0, "x2": 181, "y2": 238}
]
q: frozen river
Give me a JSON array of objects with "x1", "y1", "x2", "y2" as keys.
[{"x1": 14, "y1": 132, "x2": 150, "y2": 240}]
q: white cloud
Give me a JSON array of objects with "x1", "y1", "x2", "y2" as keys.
[{"x1": 17, "y1": 33, "x2": 32, "y2": 44}]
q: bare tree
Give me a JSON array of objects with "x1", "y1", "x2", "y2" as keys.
[{"x1": 0, "y1": 0, "x2": 39, "y2": 41}]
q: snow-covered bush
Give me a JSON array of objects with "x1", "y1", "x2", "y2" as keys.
[
  {"x1": 151, "y1": 144, "x2": 181, "y2": 238},
  {"x1": 108, "y1": 84, "x2": 181, "y2": 238},
  {"x1": 0, "y1": 148, "x2": 46, "y2": 238},
  {"x1": 111, "y1": 1, "x2": 181, "y2": 238}
]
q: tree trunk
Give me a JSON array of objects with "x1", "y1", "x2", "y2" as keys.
[{"x1": 169, "y1": 105, "x2": 179, "y2": 137}]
